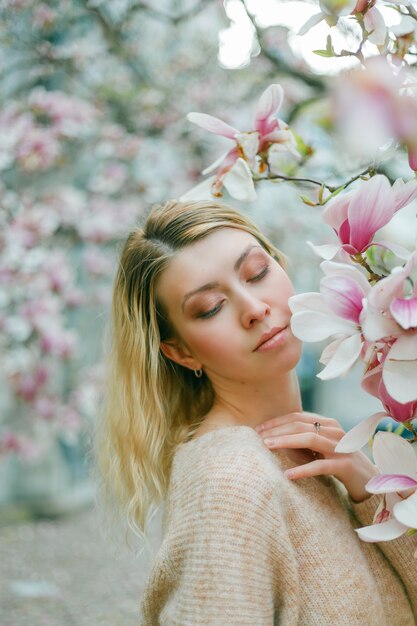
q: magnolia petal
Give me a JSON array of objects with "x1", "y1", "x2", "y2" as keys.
[
  {"x1": 355, "y1": 518, "x2": 408, "y2": 542},
  {"x1": 393, "y1": 490, "x2": 417, "y2": 528},
  {"x1": 320, "y1": 260, "x2": 370, "y2": 293},
  {"x1": 373, "y1": 240, "x2": 412, "y2": 260},
  {"x1": 254, "y1": 84, "x2": 283, "y2": 123},
  {"x1": 319, "y1": 336, "x2": 345, "y2": 365},
  {"x1": 317, "y1": 333, "x2": 362, "y2": 380},
  {"x1": 392, "y1": 176, "x2": 417, "y2": 211},
  {"x1": 373, "y1": 431, "x2": 417, "y2": 478},
  {"x1": 320, "y1": 0, "x2": 357, "y2": 16},
  {"x1": 288, "y1": 292, "x2": 331, "y2": 315},
  {"x1": 179, "y1": 176, "x2": 217, "y2": 201},
  {"x1": 320, "y1": 275, "x2": 365, "y2": 323},
  {"x1": 366, "y1": 473, "x2": 417, "y2": 494},
  {"x1": 290, "y1": 310, "x2": 356, "y2": 342},
  {"x1": 334, "y1": 412, "x2": 386, "y2": 453},
  {"x1": 187, "y1": 112, "x2": 239, "y2": 139},
  {"x1": 322, "y1": 193, "x2": 351, "y2": 231},
  {"x1": 367, "y1": 252, "x2": 417, "y2": 310},
  {"x1": 361, "y1": 362, "x2": 387, "y2": 402},
  {"x1": 306, "y1": 241, "x2": 341, "y2": 260},
  {"x1": 379, "y1": 377, "x2": 417, "y2": 423},
  {"x1": 383, "y1": 334, "x2": 417, "y2": 403},
  {"x1": 390, "y1": 297, "x2": 417, "y2": 330},
  {"x1": 298, "y1": 11, "x2": 326, "y2": 35},
  {"x1": 222, "y1": 158, "x2": 257, "y2": 202},
  {"x1": 348, "y1": 175, "x2": 394, "y2": 253},
  {"x1": 364, "y1": 7, "x2": 387, "y2": 45},
  {"x1": 391, "y1": 15, "x2": 416, "y2": 37},
  {"x1": 234, "y1": 132, "x2": 259, "y2": 165},
  {"x1": 408, "y1": 145, "x2": 417, "y2": 171},
  {"x1": 360, "y1": 300, "x2": 400, "y2": 342}
]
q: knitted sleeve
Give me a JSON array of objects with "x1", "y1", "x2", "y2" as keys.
[
  {"x1": 351, "y1": 493, "x2": 417, "y2": 615},
  {"x1": 149, "y1": 450, "x2": 299, "y2": 626}
]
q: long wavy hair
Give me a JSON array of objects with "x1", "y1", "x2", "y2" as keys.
[{"x1": 93, "y1": 199, "x2": 285, "y2": 539}]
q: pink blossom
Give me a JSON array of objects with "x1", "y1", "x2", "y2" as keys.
[
  {"x1": 42, "y1": 251, "x2": 74, "y2": 293},
  {"x1": 318, "y1": 175, "x2": 417, "y2": 259},
  {"x1": 334, "y1": 57, "x2": 417, "y2": 171},
  {"x1": 39, "y1": 327, "x2": 77, "y2": 359},
  {"x1": 185, "y1": 84, "x2": 300, "y2": 201},
  {"x1": 28, "y1": 88, "x2": 97, "y2": 137},
  {"x1": 15, "y1": 127, "x2": 61, "y2": 171},
  {"x1": 84, "y1": 246, "x2": 113, "y2": 276},
  {"x1": 13, "y1": 365, "x2": 49, "y2": 402},
  {"x1": 362, "y1": 362, "x2": 417, "y2": 423},
  {"x1": 35, "y1": 395, "x2": 58, "y2": 420},
  {"x1": 361, "y1": 251, "x2": 417, "y2": 403},
  {"x1": 0, "y1": 431, "x2": 20, "y2": 454},
  {"x1": 289, "y1": 260, "x2": 370, "y2": 380},
  {"x1": 355, "y1": 432, "x2": 417, "y2": 541}
]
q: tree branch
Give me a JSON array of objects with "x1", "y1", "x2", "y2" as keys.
[{"x1": 240, "y1": 0, "x2": 327, "y2": 91}]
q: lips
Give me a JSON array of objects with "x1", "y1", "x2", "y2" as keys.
[{"x1": 254, "y1": 326, "x2": 287, "y2": 351}]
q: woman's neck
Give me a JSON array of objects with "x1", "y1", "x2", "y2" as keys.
[{"x1": 203, "y1": 369, "x2": 302, "y2": 431}]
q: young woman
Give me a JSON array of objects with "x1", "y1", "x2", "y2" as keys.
[{"x1": 95, "y1": 200, "x2": 416, "y2": 625}]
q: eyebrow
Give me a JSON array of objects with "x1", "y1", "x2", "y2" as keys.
[{"x1": 181, "y1": 244, "x2": 261, "y2": 311}]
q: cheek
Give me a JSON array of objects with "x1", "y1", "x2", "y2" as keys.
[{"x1": 184, "y1": 318, "x2": 239, "y2": 360}]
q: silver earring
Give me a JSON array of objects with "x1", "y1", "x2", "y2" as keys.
[{"x1": 194, "y1": 368, "x2": 203, "y2": 378}]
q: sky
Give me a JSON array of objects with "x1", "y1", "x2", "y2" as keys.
[{"x1": 218, "y1": 0, "x2": 401, "y2": 72}]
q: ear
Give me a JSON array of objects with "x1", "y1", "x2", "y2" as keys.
[{"x1": 160, "y1": 339, "x2": 201, "y2": 372}]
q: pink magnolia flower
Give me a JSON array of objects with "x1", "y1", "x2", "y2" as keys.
[
  {"x1": 12, "y1": 365, "x2": 49, "y2": 402},
  {"x1": 39, "y1": 326, "x2": 77, "y2": 359},
  {"x1": 183, "y1": 84, "x2": 299, "y2": 202},
  {"x1": 336, "y1": 361, "x2": 417, "y2": 452},
  {"x1": 355, "y1": 432, "x2": 417, "y2": 542},
  {"x1": 334, "y1": 56, "x2": 417, "y2": 171},
  {"x1": 361, "y1": 251, "x2": 417, "y2": 403},
  {"x1": 15, "y1": 127, "x2": 61, "y2": 171},
  {"x1": 28, "y1": 88, "x2": 97, "y2": 137},
  {"x1": 311, "y1": 175, "x2": 417, "y2": 260},
  {"x1": 289, "y1": 260, "x2": 370, "y2": 379}
]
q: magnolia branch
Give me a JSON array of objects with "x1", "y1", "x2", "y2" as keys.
[
  {"x1": 240, "y1": 0, "x2": 326, "y2": 91},
  {"x1": 257, "y1": 167, "x2": 374, "y2": 200}
]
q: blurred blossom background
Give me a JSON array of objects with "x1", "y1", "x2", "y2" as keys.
[{"x1": 1, "y1": 0, "x2": 416, "y2": 624}]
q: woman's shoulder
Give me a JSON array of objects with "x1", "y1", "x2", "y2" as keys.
[{"x1": 171, "y1": 425, "x2": 282, "y2": 496}]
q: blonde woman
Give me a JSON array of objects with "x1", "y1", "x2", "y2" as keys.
[{"x1": 95, "y1": 200, "x2": 416, "y2": 625}]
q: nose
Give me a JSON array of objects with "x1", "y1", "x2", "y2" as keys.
[{"x1": 240, "y1": 292, "x2": 271, "y2": 328}]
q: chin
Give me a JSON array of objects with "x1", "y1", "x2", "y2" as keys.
[{"x1": 276, "y1": 337, "x2": 302, "y2": 373}]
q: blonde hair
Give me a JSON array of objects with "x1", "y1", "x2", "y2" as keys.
[{"x1": 94, "y1": 199, "x2": 285, "y2": 539}]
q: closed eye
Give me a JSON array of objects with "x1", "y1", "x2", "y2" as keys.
[
  {"x1": 197, "y1": 301, "x2": 224, "y2": 319},
  {"x1": 248, "y1": 265, "x2": 270, "y2": 282}
]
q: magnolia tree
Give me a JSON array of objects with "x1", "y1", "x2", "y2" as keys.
[
  {"x1": 0, "y1": 0, "x2": 262, "y2": 462},
  {"x1": 181, "y1": 0, "x2": 417, "y2": 542},
  {"x1": 0, "y1": 2, "x2": 327, "y2": 468}
]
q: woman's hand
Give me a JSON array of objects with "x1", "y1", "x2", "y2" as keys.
[{"x1": 255, "y1": 411, "x2": 378, "y2": 503}]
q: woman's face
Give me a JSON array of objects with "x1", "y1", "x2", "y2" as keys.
[{"x1": 157, "y1": 227, "x2": 302, "y2": 384}]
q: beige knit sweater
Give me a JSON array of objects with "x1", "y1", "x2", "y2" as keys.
[{"x1": 140, "y1": 425, "x2": 417, "y2": 625}]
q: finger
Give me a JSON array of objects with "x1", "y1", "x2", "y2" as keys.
[
  {"x1": 284, "y1": 458, "x2": 339, "y2": 480},
  {"x1": 263, "y1": 433, "x2": 337, "y2": 455},
  {"x1": 255, "y1": 412, "x2": 339, "y2": 433},
  {"x1": 259, "y1": 422, "x2": 343, "y2": 440}
]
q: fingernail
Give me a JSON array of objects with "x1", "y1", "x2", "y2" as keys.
[
  {"x1": 284, "y1": 470, "x2": 295, "y2": 479},
  {"x1": 263, "y1": 437, "x2": 275, "y2": 446},
  {"x1": 255, "y1": 424, "x2": 263, "y2": 433}
]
